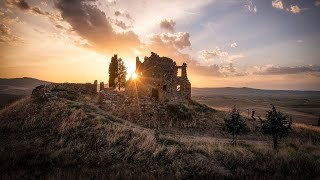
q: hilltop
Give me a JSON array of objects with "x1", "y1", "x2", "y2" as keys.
[
  {"x1": 0, "y1": 85, "x2": 320, "y2": 178},
  {"x1": 0, "y1": 77, "x2": 51, "y2": 109},
  {"x1": 0, "y1": 77, "x2": 51, "y2": 94}
]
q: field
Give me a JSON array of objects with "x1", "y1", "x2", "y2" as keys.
[{"x1": 192, "y1": 87, "x2": 320, "y2": 126}]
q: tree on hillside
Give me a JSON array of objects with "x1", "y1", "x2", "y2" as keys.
[
  {"x1": 262, "y1": 105, "x2": 292, "y2": 150},
  {"x1": 224, "y1": 106, "x2": 248, "y2": 146},
  {"x1": 108, "y1": 55, "x2": 118, "y2": 88},
  {"x1": 115, "y1": 58, "x2": 127, "y2": 91}
]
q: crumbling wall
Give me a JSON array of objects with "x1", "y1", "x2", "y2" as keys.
[
  {"x1": 32, "y1": 81, "x2": 97, "y2": 100},
  {"x1": 126, "y1": 52, "x2": 191, "y2": 102}
]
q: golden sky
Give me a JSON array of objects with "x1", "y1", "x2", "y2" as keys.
[{"x1": 0, "y1": 0, "x2": 320, "y2": 90}]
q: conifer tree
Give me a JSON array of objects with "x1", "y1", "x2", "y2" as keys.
[
  {"x1": 224, "y1": 106, "x2": 248, "y2": 146},
  {"x1": 115, "y1": 58, "x2": 127, "y2": 91},
  {"x1": 262, "y1": 105, "x2": 292, "y2": 150},
  {"x1": 108, "y1": 55, "x2": 118, "y2": 88}
]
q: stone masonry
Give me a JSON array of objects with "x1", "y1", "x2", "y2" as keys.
[{"x1": 126, "y1": 52, "x2": 191, "y2": 102}]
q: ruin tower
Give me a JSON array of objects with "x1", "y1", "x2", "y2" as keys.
[{"x1": 126, "y1": 52, "x2": 191, "y2": 102}]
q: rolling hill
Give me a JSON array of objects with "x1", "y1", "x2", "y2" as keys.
[{"x1": 0, "y1": 77, "x2": 50, "y2": 109}]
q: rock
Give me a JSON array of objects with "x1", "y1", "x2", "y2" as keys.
[{"x1": 193, "y1": 153, "x2": 209, "y2": 164}]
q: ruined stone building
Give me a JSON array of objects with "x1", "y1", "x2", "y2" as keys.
[{"x1": 126, "y1": 52, "x2": 191, "y2": 102}]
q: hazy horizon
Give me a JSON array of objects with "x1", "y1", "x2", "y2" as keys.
[
  {"x1": 2, "y1": 76, "x2": 320, "y2": 91},
  {"x1": 1, "y1": 0, "x2": 320, "y2": 90}
]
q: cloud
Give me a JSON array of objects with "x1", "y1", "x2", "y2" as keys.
[
  {"x1": 114, "y1": 10, "x2": 132, "y2": 20},
  {"x1": 198, "y1": 48, "x2": 228, "y2": 61},
  {"x1": 245, "y1": 0, "x2": 257, "y2": 13},
  {"x1": 272, "y1": 0, "x2": 301, "y2": 14},
  {"x1": 198, "y1": 47, "x2": 244, "y2": 64},
  {"x1": 253, "y1": 64, "x2": 320, "y2": 75},
  {"x1": 149, "y1": 32, "x2": 191, "y2": 50},
  {"x1": 55, "y1": 0, "x2": 140, "y2": 55},
  {"x1": 289, "y1": 5, "x2": 301, "y2": 14},
  {"x1": 0, "y1": 23, "x2": 23, "y2": 44},
  {"x1": 226, "y1": 54, "x2": 244, "y2": 63},
  {"x1": 114, "y1": 19, "x2": 132, "y2": 30},
  {"x1": 160, "y1": 19, "x2": 176, "y2": 33},
  {"x1": 5, "y1": 0, "x2": 30, "y2": 11},
  {"x1": 272, "y1": 0, "x2": 284, "y2": 10},
  {"x1": 316, "y1": 0, "x2": 320, "y2": 6},
  {"x1": 5, "y1": 0, "x2": 48, "y2": 16},
  {"x1": 0, "y1": 13, "x2": 22, "y2": 25},
  {"x1": 31, "y1": 7, "x2": 46, "y2": 15},
  {"x1": 230, "y1": 42, "x2": 237, "y2": 48}
]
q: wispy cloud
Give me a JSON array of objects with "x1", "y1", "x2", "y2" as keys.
[
  {"x1": 230, "y1": 42, "x2": 238, "y2": 48},
  {"x1": 160, "y1": 19, "x2": 176, "y2": 33},
  {"x1": 245, "y1": 0, "x2": 257, "y2": 13},
  {"x1": 272, "y1": 0, "x2": 302, "y2": 14},
  {"x1": 5, "y1": 0, "x2": 48, "y2": 16},
  {"x1": 5, "y1": 0, "x2": 30, "y2": 11},
  {"x1": 253, "y1": 64, "x2": 320, "y2": 75},
  {"x1": 113, "y1": 19, "x2": 133, "y2": 30},
  {"x1": 114, "y1": 10, "x2": 133, "y2": 20},
  {"x1": 198, "y1": 48, "x2": 228, "y2": 61},
  {"x1": 0, "y1": 23, "x2": 23, "y2": 44},
  {"x1": 149, "y1": 32, "x2": 191, "y2": 50},
  {"x1": 272, "y1": 0, "x2": 284, "y2": 10},
  {"x1": 289, "y1": 5, "x2": 301, "y2": 14},
  {"x1": 198, "y1": 47, "x2": 243, "y2": 63}
]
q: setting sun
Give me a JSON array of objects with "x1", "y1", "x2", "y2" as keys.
[{"x1": 132, "y1": 72, "x2": 138, "y2": 79}]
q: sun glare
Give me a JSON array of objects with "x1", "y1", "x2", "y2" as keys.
[
  {"x1": 125, "y1": 61, "x2": 136, "y2": 80},
  {"x1": 132, "y1": 72, "x2": 138, "y2": 79}
]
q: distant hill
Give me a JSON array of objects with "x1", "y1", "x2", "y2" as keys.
[
  {"x1": 0, "y1": 77, "x2": 50, "y2": 109},
  {"x1": 192, "y1": 87, "x2": 320, "y2": 97},
  {"x1": 0, "y1": 77, "x2": 51, "y2": 95}
]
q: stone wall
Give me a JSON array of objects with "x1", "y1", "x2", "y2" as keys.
[
  {"x1": 126, "y1": 52, "x2": 191, "y2": 102},
  {"x1": 32, "y1": 81, "x2": 98, "y2": 100}
]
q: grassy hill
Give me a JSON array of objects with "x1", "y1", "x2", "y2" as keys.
[
  {"x1": 0, "y1": 77, "x2": 50, "y2": 109},
  {"x1": 0, "y1": 90, "x2": 320, "y2": 178},
  {"x1": 0, "y1": 77, "x2": 50, "y2": 90}
]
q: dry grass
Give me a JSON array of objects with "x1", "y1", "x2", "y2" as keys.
[
  {"x1": 0, "y1": 95, "x2": 320, "y2": 178},
  {"x1": 294, "y1": 123, "x2": 320, "y2": 132}
]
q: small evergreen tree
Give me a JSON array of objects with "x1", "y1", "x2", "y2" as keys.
[
  {"x1": 262, "y1": 105, "x2": 292, "y2": 150},
  {"x1": 115, "y1": 58, "x2": 127, "y2": 91},
  {"x1": 224, "y1": 106, "x2": 248, "y2": 146},
  {"x1": 108, "y1": 55, "x2": 118, "y2": 88}
]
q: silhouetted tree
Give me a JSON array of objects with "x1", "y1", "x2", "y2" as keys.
[
  {"x1": 115, "y1": 58, "x2": 127, "y2": 91},
  {"x1": 262, "y1": 105, "x2": 292, "y2": 150},
  {"x1": 225, "y1": 106, "x2": 248, "y2": 146},
  {"x1": 108, "y1": 55, "x2": 118, "y2": 88}
]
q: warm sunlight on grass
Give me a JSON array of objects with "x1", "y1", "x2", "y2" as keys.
[{"x1": 294, "y1": 123, "x2": 320, "y2": 133}]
